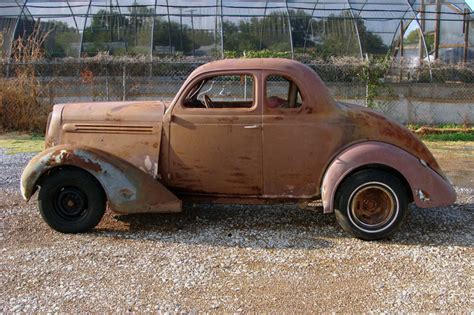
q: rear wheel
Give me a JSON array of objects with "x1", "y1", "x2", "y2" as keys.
[
  {"x1": 38, "y1": 169, "x2": 106, "y2": 233},
  {"x1": 334, "y1": 169, "x2": 408, "y2": 240}
]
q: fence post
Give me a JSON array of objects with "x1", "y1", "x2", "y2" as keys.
[
  {"x1": 122, "y1": 63, "x2": 126, "y2": 101},
  {"x1": 6, "y1": 58, "x2": 11, "y2": 78},
  {"x1": 105, "y1": 66, "x2": 110, "y2": 101},
  {"x1": 149, "y1": 56, "x2": 153, "y2": 78},
  {"x1": 407, "y1": 85, "x2": 414, "y2": 125},
  {"x1": 48, "y1": 78, "x2": 54, "y2": 107}
]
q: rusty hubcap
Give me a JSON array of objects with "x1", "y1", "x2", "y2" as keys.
[{"x1": 349, "y1": 184, "x2": 396, "y2": 230}]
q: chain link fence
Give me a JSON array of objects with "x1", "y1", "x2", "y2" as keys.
[{"x1": 1, "y1": 59, "x2": 473, "y2": 125}]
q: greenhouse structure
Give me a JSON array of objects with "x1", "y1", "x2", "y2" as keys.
[{"x1": 0, "y1": 0, "x2": 473, "y2": 63}]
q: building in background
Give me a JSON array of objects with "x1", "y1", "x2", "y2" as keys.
[{"x1": 0, "y1": 0, "x2": 472, "y2": 63}]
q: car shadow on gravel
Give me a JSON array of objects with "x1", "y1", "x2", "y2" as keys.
[
  {"x1": 93, "y1": 201, "x2": 474, "y2": 249},
  {"x1": 95, "y1": 203, "x2": 336, "y2": 250}
]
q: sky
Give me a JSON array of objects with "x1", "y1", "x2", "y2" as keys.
[{"x1": 467, "y1": 0, "x2": 473, "y2": 9}]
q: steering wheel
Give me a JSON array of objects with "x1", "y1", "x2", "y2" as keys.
[{"x1": 204, "y1": 94, "x2": 213, "y2": 108}]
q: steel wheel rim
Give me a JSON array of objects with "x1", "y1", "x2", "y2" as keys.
[
  {"x1": 53, "y1": 186, "x2": 88, "y2": 221},
  {"x1": 348, "y1": 182, "x2": 399, "y2": 233}
]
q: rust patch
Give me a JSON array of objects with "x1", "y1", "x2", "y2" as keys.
[
  {"x1": 231, "y1": 172, "x2": 246, "y2": 177},
  {"x1": 45, "y1": 137, "x2": 55, "y2": 149},
  {"x1": 217, "y1": 117, "x2": 240, "y2": 123},
  {"x1": 48, "y1": 149, "x2": 102, "y2": 172},
  {"x1": 110, "y1": 103, "x2": 133, "y2": 112},
  {"x1": 119, "y1": 188, "x2": 134, "y2": 199},
  {"x1": 226, "y1": 179, "x2": 247, "y2": 185},
  {"x1": 238, "y1": 156, "x2": 252, "y2": 161},
  {"x1": 345, "y1": 103, "x2": 441, "y2": 174}
]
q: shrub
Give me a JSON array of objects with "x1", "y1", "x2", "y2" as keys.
[
  {"x1": 0, "y1": 80, "x2": 50, "y2": 132},
  {"x1": 0, "y1": 25, "x2": 51, "y2": 133}
]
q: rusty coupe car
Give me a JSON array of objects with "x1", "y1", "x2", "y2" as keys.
[{"x1": 21, "y1": 58, "x2": 456, "y2": 240}]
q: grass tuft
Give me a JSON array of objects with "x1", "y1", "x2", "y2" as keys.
[
  {"x1": 0, "y1": 133, "x2": 44, "y2": 154},
  {"x1": 420, "y1": 132, "x2": 474, "y2": 142}
]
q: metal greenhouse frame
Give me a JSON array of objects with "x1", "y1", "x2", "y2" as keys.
[{"x1": 0, "y1": 0, "x2": 472, "y2": 63}]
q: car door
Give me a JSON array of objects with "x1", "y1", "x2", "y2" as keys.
[{"x1": 167, "y1": 71, "x2": 263, "y2": 195}]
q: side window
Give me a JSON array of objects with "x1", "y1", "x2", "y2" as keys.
[
  {"x1": 265, "y1": 75, "x2": 303, "y2": 109},
  {"x1": 183, "y1": 74, "x2": 254, "y2": 109}
]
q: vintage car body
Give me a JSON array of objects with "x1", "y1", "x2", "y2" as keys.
[{"x1": 21, "y1": 58, "x2": 456, "y2": 239}]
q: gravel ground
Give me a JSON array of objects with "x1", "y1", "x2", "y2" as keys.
[{"x1": 1, "y1": 150, "x2": 473, "y2": 312}]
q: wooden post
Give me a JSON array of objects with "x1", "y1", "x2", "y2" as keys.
[
  {"x1": 463, "y1": 9, "x2": 470, "y2": 64},
  {"x1": 434, "y1": 0, "x2": 441, "y2": 60}
]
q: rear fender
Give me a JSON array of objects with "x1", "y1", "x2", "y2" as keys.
[
  {"x1": 321, "y1": 141, "x2": 456, "y2": 213},
  {"x1": 20, "y1": 145, "x2": 181, "y2": 214}
]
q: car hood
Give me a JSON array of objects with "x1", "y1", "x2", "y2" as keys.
[
  {"x1": 60, "y1": 100, "x2": 170, "y2": 122},
  {"x1": 339, "y1": 102, "x2": 443, "y2": 177}
]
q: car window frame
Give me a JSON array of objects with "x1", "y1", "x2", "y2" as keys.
[
  {"x1": 263, "y1": 72, "x2": 306, "y2": 113},
  {"x1": 178, "y1": 71, "x2": 259, "y2": 112}
]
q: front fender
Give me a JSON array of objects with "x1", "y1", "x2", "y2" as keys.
[
  {"x1": 21, "y1": 145, "x2": 181, "y2": 214},
  {"x1": 321, "y1": 141, "x2": 456, "y2": 213}
]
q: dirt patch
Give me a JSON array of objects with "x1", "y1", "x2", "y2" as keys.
[
  {"x1": 425, "y1": 141, "x2": 474, "y2": 189},
  {"x1": 413, "y1": 127, "x2": 473, "y2": 136}
]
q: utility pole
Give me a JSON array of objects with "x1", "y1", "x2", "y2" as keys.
[
  {"x1": 463, "y1": 8, "x2": 470, "y2": 63},
  {"x1": 434, "y1": 0, "x2": 441, "y2": 60}
]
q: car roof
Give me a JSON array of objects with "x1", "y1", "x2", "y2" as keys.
[{"x1": 192, "y1": 58, "x2": 317, "y2": 77}]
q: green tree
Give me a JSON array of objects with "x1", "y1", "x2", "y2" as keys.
[
  {"x1": 127, "y1": 1, "x2": 154, "y2": 54},
  {"x1": 223, "y1": 19, "x2": 261, "y2": 53},
  {"x1": 222, "y1": 10, "x2": 387, "y2": 59},
  {"x1": 152, "y1": 18, "x2": 193, "y2": 54},
  {"x1": 289, "y1": 9, "x2": 313, "y2": 49},
  {"x1": 41, "y1": 20, "x2": 79, "y2": 58},
  {"x1": 404, "y1": 29, "x2": 420, "y2": 45},
  {"x1": 82, "y1": 8, "x2": 130, "y2": 55},
  {"x1": 357, "y1": 19, "x2": 387, "y2": 56}
]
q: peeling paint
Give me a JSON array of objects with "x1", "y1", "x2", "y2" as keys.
[
  {"x1": 144, "y1": 155, "x2": 152, "y2": 171},
  {"x1": 119, "y1": 188, "x2": 135, "y2": 200},
  {"x1": 21, "y1": 145, "x2": 181, "y2": 214}
]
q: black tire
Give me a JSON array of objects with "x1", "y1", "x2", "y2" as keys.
[
  {"x1": 334, "y1": 169, "x2": 408, "y2": 241},
  {"x1": 38, "y1": 168, "x2": 106, "y2": 233}
]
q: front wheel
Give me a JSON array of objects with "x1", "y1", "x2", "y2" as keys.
[
  {"x1": 38, "y1": 168, "x2": 106, "y2": 233},
  {"x1": 334, "y1": 169, "x2": 408, "y2": 240}
]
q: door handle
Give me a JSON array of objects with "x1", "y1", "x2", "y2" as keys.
[{"x1": 244, "y1": 125, "x2": 260, "y2": 129}]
